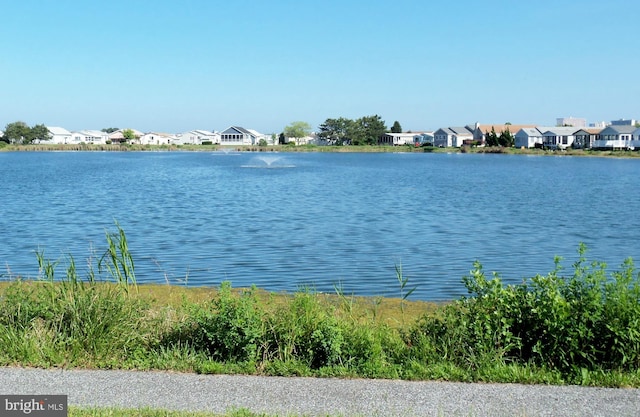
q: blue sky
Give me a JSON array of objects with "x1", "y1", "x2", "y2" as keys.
[{"x1": 1, "y1": 0, "x2": 638, "y2": 134}]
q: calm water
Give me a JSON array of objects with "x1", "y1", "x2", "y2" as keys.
[{"x1": 1, "y1": 151, "x2": 639, "y2": 300}]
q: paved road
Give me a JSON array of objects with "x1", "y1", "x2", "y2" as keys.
[{"x1": 1, "y1": 367, "x2": 639, "y2": 416}]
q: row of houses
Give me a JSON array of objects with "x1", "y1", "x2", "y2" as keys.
[
  {"x1": 382, "y1": 123, "x2": 640, "y2": 150},
  {"x1": 41, "y1": 126, "x2": 275, "y2": 146}
]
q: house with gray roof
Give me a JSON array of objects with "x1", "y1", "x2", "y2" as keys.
[
  {"x1": 541, "y1": 127, "x2": 579, "y2": 150},
  {"x1": 514, "y1": 127, "x2": 544, "y2": 148},
  {"x1": 220, "y1": 126, "x2": 260, "y2": 145},
  {"x1": 433, "y1": 126, "x2": 474, "y2": 147},
  {"x1": 593, "y1": 125, "x2": 637, "y2": 150},
  {"x1": 71, "y1": 130, "x2": 109, "y2": 144}
]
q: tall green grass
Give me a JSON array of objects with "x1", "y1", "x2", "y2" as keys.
[{"x1": 1, "y1": 227, "x2": 639, "y2": 387}]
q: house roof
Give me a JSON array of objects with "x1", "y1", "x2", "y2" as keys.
[
  {"x1": 222, "y1": 126, "x2": 254, "y2": 135},
  {"x1": 47, "y1": 126, "x2": 71, "y2": 135},
  {"x1": 600, "y1": 125, "x2": 636, "y2": 134},
  {"x1": 477, "y1": 124, "x2": 536, "y2": 134},
  {"x1": 516, "y1": 128, "x2": 543, "y2": 136},
  {"x1": 541, "y1": 127, "x2": 580, "y2": 136},
  {"x1": 449, "y1": 127, "x2": 474, "y2": 135}
]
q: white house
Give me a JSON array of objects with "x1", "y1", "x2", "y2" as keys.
[
  {"x1": 47, "y1": 126, "x2": 72, "y2": 144},
  {"x1": 541, "y1": 127, "x2": 579, "y2": 150},
  {"x1": 433, "y1": 126, "x2": 474, "y2": 147},
  {"x1": 514, "y1": 128, "x2": 544, "y2": 148},
  {"x1": 379, "y1": 132, "x2": 417, "y2": 146},
  {"x1": 592, "y1": 125, "x2": 638, "y2": 150},
  {"x1": 70, "y1": 130, "x2": 109, "y2": 144},
  {"x1": 220, "y1": 126, "x2": 264, "y2": 145},
  {"x1": 139, "y1": 132, "x2": 175, "y2": 145},
  {"x1": 173, "y1": 130, "x2": 219, "y2": 145}
]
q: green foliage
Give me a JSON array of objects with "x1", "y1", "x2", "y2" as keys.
[
  {"x1": 265, "y1": 291, "x2": 344, "y2": 369},
  {"x1": 391, "y1": 121, "x2": 402, "y2": 133},
  {"x1": 257, "y1": 138, "x2": 268, "y2": 147},
  {"x1": 318, "y1": 115, "x2": 387, "y2": 145},
  {"x1": 2, "y1": 121, "x2": 50, "y2": 144},
  {"x1": 410, "y1": 244, "x2": 640, "y2": 376},
  {"x1": 122, "y1": 129, "x2": 136, "y2": 141},
  {"x1": 186, "y1": 282, "x2": 264, "y2": 362},
  {"x1": 0, "y1": 257, "x2": 148, "y2": 365},
  {"x1": 99, "y1": 222, "x2": 137, "y2": 293},
  {"x1": 282, "y1": 121, "x2": 311, "y2": 145}
]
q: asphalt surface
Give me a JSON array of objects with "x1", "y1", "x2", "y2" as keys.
[{"x1": 1, "y1": 367, "x2": 639, "y2": 416}]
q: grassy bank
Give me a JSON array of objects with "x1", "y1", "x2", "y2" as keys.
[
  {"x1": 2, "y1": 141, "x2": 640, "y2": 157},
  {"x1": 1, "y1": 226, "x2": 640, "y2": 387}
]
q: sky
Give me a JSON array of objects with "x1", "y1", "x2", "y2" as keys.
[{"x1": 1, "y1": 0, "x2": 638, "y2": 134}]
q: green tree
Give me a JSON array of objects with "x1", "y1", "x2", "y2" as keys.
[
  {"x1": 101, "y1": 127, "x2": 119, "y2": 133},
  {"x1": 278, "y1": 132, "x2": 286, "y2": 145},
  {"x1": 318, "y1": 117, "x2": 353, "y2": 145},
  {"x1": 29, "y1": 124, "x2": 51, "y2": 143},
  {"x1": 122, "y1": 129, "x2": 136, "y2": 143},
  {"x1": 485, "y1": 127, "x2": 499, "y2": 147},
  {"x1": 391, "y1": 121, "x2": 402, "y2": 133},
  {"x1": 3, "y1": 121, "x2": 31, "y2": 144},
  {"x1": 283, "y1": 121, "x2": 312, "y2": 145},
  {"x1": 498, "y1": 128, "x2": 514, "y2": 147},
  {"x1": 355, "y1": 115, "x2": 387, "y2": 145}
]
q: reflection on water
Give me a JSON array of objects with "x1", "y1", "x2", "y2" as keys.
[{"x1": 1, "y1": 151, "x2": 639, "y2": 300}]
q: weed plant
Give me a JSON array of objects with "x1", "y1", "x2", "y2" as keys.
[
  {"x1": 409, "y1": 244, "x2": 640, "y2": 382},
  {"x1": 1, "y1": 227, "x2": 640, "y2": 387}
]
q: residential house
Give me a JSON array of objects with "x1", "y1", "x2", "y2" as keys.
[
  {"x1": 572, "y1": 128, "x2": 601, "y2": 149},
  {"x1": 220, "y1": 126, "x2": 264, "y2": 145},
  {"x1": 108, "y1": 129, "x2": 144, "y2": 144},
  {"x1": 70, "y1": 130, "x2": 109, "y2": 144},
  {"x1": 541, "y1": 127, "x2": 579, "y2": 150},
  {"x1": 379, "y1": 132, "x2": 418, "y2": 146},
  {"x1": 592, "y1": 125, "x2": 637, "y2": 150},
  {"x1": 634, "y1": 127, "x2": 640, "y2": 144},
  {"x1": 413, "y1": 132, "x2": 434, "y2": 146},
  {"x1": 173, "y1": 130, "x2": 220, "y2": 145},
  {"x1": 433, "y1": 126, "x2": 474, "y2": 147},
  {"x1": 47, "y1": 126, "x2": 72, "y2": 144},
  {"x1": 140, "y1": 132, "x2": 175, "y2": 145},
  {"x1": 473, "y1": 124, "x2": 537, "y2": 145},
  {"x1": 514, "y1": 128, "x2": 544, "y2": 148}
]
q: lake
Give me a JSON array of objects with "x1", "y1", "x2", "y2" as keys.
[{"x1": 1, "y1": 150, "x2": 639, "y2": 300}]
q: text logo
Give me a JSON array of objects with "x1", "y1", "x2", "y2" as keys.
[{"x1": 1, "y1": 396, "x2": 67, "y2": 417}]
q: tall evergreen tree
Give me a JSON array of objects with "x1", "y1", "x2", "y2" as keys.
[{"x1": 391, "y1": 121, "x2": 402, "y2": 133}]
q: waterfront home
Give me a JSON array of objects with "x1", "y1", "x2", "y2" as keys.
[
  {"x1": 572, "y1": 128, "x2": 601, "y2": 149},
  {"x1": 413, "y1": 132, "x2": 434, "y2": 146},
  {"x1": 173, "y1": 130, "x2": 220, "y2": 145},
  {"x1": 220, "y1": 126, "x2": 261, "y2": 146},
  {"x1": 433, "y1": 126, "x2": 474, "y2": 147},
  {"x1": 70, "y1": 130, "x2": 109, "y2": 145},
  {"x1": 108, "y1": 129, "x2": 144, "y2": 144},
  {"x1": 47, "y1": 126, "x2": 72, "y2": 144},
  {"x1": 379, "y1": 132, "x2": 419, "y2": 146},
  {"x1": 139, "y1": 132, "x2": 175, "y2": 145},
  {"x1": 592, "y1": 125, "x2": 638, "y2": 150},
  {"x1": 514, "y1": 127, "x2": 544, "y2": 148},
  {"x1": 541, "y1": 127, "x2": 579, "y2": 150},
  {"x1": 473, "y1": 124, "x2": 536, "y2": 145}
]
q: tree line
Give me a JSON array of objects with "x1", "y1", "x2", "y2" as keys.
[{"x1": 1, "y1": 121, "x2": 51, "y2": 144}]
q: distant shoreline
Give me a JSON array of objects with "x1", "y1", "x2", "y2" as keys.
[{"x1": 1, "y1": 142, "x2": 640, "y2": 158}]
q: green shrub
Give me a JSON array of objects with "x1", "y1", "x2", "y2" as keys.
[
  {"x1": 187, "y1": 282, "x2": 264, "y2": 362},
  {"x1": 410, "y1": 244, "x2": 640, "y2": 374},
  {"x1": 265, "y1": 291, "x2": 343, "y2": 369}
]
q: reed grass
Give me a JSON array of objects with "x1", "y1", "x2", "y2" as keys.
[{"x1": 1, "y1": 227, "x2": 639, "y2": 387}]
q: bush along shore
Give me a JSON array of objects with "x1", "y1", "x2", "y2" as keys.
[{"x1": 1, "y1": 225, "x2": 639, "y2": 387}]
